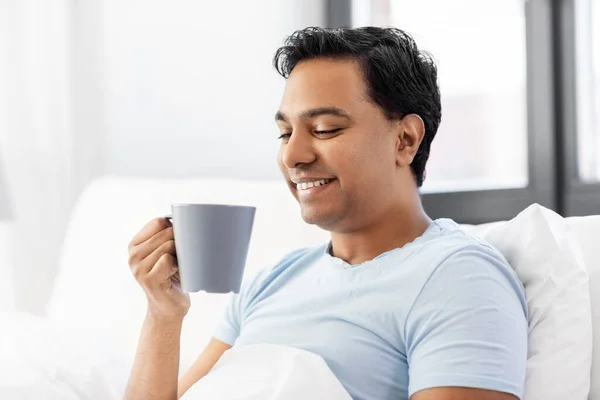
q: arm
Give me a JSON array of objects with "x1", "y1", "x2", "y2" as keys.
[
  {"x1": 124, "y1": 218, "x2": 234, "y2": 399},
  {"x1": 177, "y1": 338, "x2": 232, "y2": 398},
  {"x1": 124, "y1": 319, "x2": 232, "y2": 400},
  {"x1": 124, "y1": 313, "x2": 184, "y2": 400},
  {"x1": 124, "y1": 217, "x2": 191, "y2": 400},
  {"x1": 412, "y1": 387, "x2": 519, "y2": 400},
  {"x1": 124, "y1": 315, "x2": 232, "y2": 400}
]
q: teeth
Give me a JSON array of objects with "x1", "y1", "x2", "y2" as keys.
[{"x1": 297, "y1": 179, "x2": 331, "y2": 191}]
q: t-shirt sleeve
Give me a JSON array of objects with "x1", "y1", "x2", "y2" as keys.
[
  {"x1": 212, "y1": 291, "x2": 244, "y2": 346},
  {"x1": 405, "y1": 245, "x2": 528, "y2": 399},
  {"x1": 213, "y1": 260, "x2": 276, "y2": 346},
  {"x1": 211, "y1": 267, "x2": 267, "y2": 346}
]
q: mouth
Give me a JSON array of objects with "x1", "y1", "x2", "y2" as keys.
[{"x1": 292, "y1": 178, "x2": 336, "y2": 195}]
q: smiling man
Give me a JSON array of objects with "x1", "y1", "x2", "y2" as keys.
[{"x1": 125, "y1": 27, "x2": 528, "y2": 400}]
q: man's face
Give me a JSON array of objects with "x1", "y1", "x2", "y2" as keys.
[{"x1": 276, "y1": 58, "x2": 401, "y2": 232}]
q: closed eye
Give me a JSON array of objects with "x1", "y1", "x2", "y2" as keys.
[
  {"x1": 278, "y1": 128, "x2": 342, "y2": 141},
  {"x1": 315, "y1": 128, "x2": 342, "y2": 135}
]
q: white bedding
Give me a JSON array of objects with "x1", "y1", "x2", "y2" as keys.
[
  {"x1": 0, "y1": 311, "x2": 129, "y2": 400},
  {"x1": 181, "y1": 344, "x2": 352, "y2": 400},
  {"x1": 0, "y1": 312, "x2": 350, "y2": 400}
]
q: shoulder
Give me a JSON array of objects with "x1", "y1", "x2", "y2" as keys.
[
  {"x1": 407, "y1": 219, "x2": 527, "y2": 315},
  {"x1": 425, "y1": 219, "x2": 516, "y2": 279},
  {"x1": 411, "y1": 220, "x2": 527, "y2": 320},
  {"x1": 429, "y1": 218, "x2": 504, "y2": 255}
]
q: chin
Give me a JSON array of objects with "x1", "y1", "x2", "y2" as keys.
[{"x1": 299, "y1": 206, "x2": 339, "y2": 230}]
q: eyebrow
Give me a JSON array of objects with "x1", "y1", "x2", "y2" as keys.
[{"x1": 275, "y1": 107, "x2": 351, "y2": 123}]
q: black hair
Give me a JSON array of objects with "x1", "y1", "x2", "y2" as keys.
[{"x1": 273, "y1": 26, "x2": 441, "y2": 187}]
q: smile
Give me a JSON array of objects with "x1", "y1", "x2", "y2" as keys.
[{"x1": 294, "y1": 178, "x2": 334, "y2": 191}]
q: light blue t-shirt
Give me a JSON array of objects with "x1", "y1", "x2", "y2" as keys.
[{"x1": 213, "y1": 219, "x2": 528, "y2": 400}]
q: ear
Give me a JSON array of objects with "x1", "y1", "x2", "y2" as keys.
[{"x1": 395, "y1": 114, "x2": 425, "y2": 167}]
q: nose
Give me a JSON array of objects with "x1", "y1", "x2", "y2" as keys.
[{"x1": 280, "y1": 130, "x2": 317, "y2": 169}]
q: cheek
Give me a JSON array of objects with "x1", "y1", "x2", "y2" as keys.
[
  {"x1": 344, "y1": 138, "x2": 397, "y2": 195},
  {"x1": 346, "y1": 136, "x2": 394, "y2": 173},
  {"x1": 325, "y1": 145, "x2": 357, "y2": 179}
]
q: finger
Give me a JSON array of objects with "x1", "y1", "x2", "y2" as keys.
[
  {"x1": 135, "y1": 240, "x2": 176, "y2": 277},
  {"x1": 171, "y1": 270, "x2": 181, "y2": 284},
  {"x1": 129, "y1": 217, "x2": 171, "y2": 248},
  {"x1": 170, "y1": 271, "x2": 184, "y2": 292},
  {"x1": 148, "y1": 253, "x2": 178, "y2": 285},
  {"x1": 132, "y1": 226, "x2": 174, "y2": 261}
]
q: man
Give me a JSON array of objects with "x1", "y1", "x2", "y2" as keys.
[{"x1": 124, "y1": 27, "x2": 527, "y2": 400}]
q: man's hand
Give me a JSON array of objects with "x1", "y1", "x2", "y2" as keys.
[
  {"x1": 128, "y1": 217, "x2": 190, "y2": 321},
  {"x1": 412, "y1": 387, "x2": 519, "y2": 400}
]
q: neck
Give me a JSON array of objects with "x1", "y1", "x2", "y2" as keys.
[{"x1": 329, "y1": 198, "x2": 432, "y2": 266}]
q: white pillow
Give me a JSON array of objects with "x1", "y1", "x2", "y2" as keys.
[
  {"x1": 566, "y1": 216, "x2": 600, "y2": 400},
  {"x1": 181, "y1": 344, "x2": 352, "y2": 400},
  {"x1": 463, "y1": 204, "x2": 592, "y2": 400}
]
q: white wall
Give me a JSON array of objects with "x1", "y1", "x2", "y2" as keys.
[
  {"x1": 103, "y1": 0, "x2": 324, "y2": 179},
  {"x1": 0, "y1": 0, "x2": 107, "y2": 315}
]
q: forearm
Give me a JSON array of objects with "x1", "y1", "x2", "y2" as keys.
[{"x1": 124, "y1": 312, "x2": 184, "y2": 400}]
